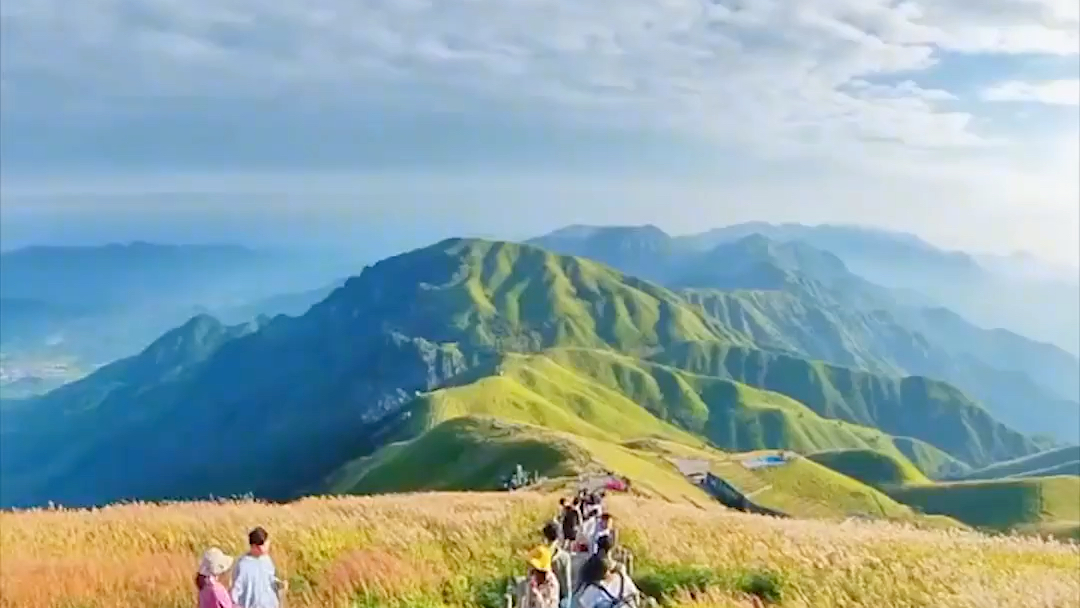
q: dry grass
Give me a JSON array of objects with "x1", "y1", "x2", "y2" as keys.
[{"x1": 1, "y1": 493, "x2": 1077, "y2": 608}]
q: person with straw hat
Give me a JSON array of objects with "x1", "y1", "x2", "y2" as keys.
[
  {"x1": 519, "y1": 545, "x2": 560, "y2": 608},
  {"x1": 196, "y1": 547, "x2": 236, "y2": 608}
]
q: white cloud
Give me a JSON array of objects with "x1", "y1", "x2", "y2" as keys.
[
  {"x1": 2, "y1": 0, "x2": 1073, "y2": 152},
  {"x1": 982, "y1": 79, "x2": 1080, "y2": 105},
  {"x1": 1, "y1": 0, "x2": 1077, "y2": 264}
]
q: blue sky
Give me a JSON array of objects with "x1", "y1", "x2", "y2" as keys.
[{"x1": 1, "y1": 0, "x2": 1078, "y2": 264}]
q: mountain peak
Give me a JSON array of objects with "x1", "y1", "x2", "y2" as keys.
[
  {"x1": 140, "y1": 313, "x2": 229, "y2": 361},
  {"x1": 536, "y1": 224, "x2": 669, "y2": 241},
  {"x1": 527, "y1": 225, "x2": 675, "y2": 281},
  {"x1": 675, "y1": 233, "x2": 852, "y2": 292}
]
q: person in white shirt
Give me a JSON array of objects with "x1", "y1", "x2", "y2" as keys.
[
  {"x1": 231, "y1": 527, "x2": 287, "y2": 608},
  {"x1": 576, "y1": 509, "x2": 599, "y2": 554},
  {"x1": 577, "y1": 556, "x2": 639, "y2": 608}
]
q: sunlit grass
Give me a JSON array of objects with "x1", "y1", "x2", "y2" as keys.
[{"x1": 1, "y1": 493, "x2": 1076, "y2": 608}]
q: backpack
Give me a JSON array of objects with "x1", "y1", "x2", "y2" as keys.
[{"x1": 585, "y1": 573, "x2": 636, "y2": 608}]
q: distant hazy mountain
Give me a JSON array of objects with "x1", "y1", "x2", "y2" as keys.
[
  {"x1": 212, "y1": 280, "x2": 345, "y2": 324},
  {"x1": 975, "y1": 251, "x2": 1079, "y2": 283},
  {"x1": 0, "y1": 243, "x2": 347, "y2": 365},
  {"x1": 687, "y1": 223, "x2": 1079, "y2": 355},
  {"x1": 0, "y1": 298, "x2": 86, "y2": 347},
  {"x1": 0, "y1": 238, "x2": 1036, "y2": 508},
  {"x1": 1, "y1": 242, "x2": 265, "y2": 309},
  {"x1": 530, "y1": 226, "x2": 1080, "y2": 443}
]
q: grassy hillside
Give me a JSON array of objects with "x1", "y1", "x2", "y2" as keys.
[
  {"x1": 0, "y1": 237, "x2": 1038, "y2": 510},
  {"x1": 2, "y1": 494, "x2": 1077, "y2": 608},
  {"x1": 328, "y1": 417, "x2": 718, "y2": 506},
  {"x1": 327, "y1": 347, "x2": 958, "y2": 515},
  {"x1": 398, "y1": 348, "x2": 956, "y2": 472},
  {"x1": 531, "y1": 226, "x2": 1080, "y2": 443},
  {"x1": 709, "y1": 454, "x2": 929, "y2": 521},
  {"x1": 807, "y1": 449, "x2": 930, "y2": 489},
  {"x1": 327, "y1": 349, "x2": 1005, "y2": 528},
  {"x1": 654, "y1": 341, "x2": 1037, "y2": 468},
  {"x1": 325, "y1": 417, "x2": 585, "y2": 495},
  {"x1": 806, "y1": 449, "x2": 1080, "y2": 536},
  {"x1": 957, "y1": 446, "x2": 1080, "y2": 481},
  {"x1": 887, "y1": 476, "x2": 1080, "y2": 534},
  {"x1": 682, "y1": 289, "x2": 1080, "y2": 444},
  {"x1": 890, "y1": 437, "x2": 971, "y2": 479},
  {"x1": 0, "y1": 239, "x2": 741, "y2": 508}
]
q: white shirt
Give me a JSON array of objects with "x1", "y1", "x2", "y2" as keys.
[
  {"x1": 577, "y1": 571, "x2": 638, "y2": 608},
  {"x1": 577, "y1": 517, "x2": 598, "y2": 549},
  {"x1": 230, "y1": 554, "x2": 280, "y2": 608}
]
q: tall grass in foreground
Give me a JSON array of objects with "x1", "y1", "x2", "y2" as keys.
[{"x1": 1, "y1": 493, "x2": 1076, "y2": 608}]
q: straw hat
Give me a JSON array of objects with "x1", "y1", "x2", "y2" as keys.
[
  {"x1": 525, "y1": 545, "x2": 553, "y2": 572},
  {"x1": 198, "y1": 547, "x2": 234, "y2": 577}
]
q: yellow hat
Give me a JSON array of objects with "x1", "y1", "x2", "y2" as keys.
[{"x1": 526, "y1": 545, "x2": 553, "y2": 572}]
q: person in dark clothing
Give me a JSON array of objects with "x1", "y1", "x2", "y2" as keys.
[
  {"x1": 561, "y1": 498, "x2": 582, "y2": 549},
  {"x1": 594, "y1": 513, "x2": 616, "y2": 551}
]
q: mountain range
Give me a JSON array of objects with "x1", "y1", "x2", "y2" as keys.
[
  {"x1": 689, "y1": 222, "x2": 1079, "y2": 356},
  {"x1": 1, "y1": 237, "x2": 1056, "y2": 509},
  {"x1": 531, "y1": 226, "x2": 1080, "y2": 443}
]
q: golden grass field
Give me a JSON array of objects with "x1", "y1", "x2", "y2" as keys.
[{"x1": 1, "y1": 493, "x2": 1077, "y2": 608}]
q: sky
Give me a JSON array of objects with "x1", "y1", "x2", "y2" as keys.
[{"x1": 1, "y1": 0, "x2": 1078, "y2": 265}]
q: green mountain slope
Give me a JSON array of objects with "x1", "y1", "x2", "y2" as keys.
[
  {"x1": 530, "y1": 227, "x2": 1080, "y2": 443},
  {"x1": 957, "y1": 447, "x2": 1080, "y2": 481},
  {"x1": 890, "y1": 437, "x2": 971, "y2": 479},
  {"x1": 887, "y1": 477, "x2": 1080, "y2": 533},
  {"x1": 710, "y1": 454, "x2": 933, "y2": 521},
  {"x1": 0, "y1": 238, "x2": 1037, "y2": 510},
  {"x1": 807, "y1": 449, "x2": 930, "y2": 489},
  {"x1": 325, "y1": 417, "x2": 587, "y2": 495},
  {"x1": 330, "y1": 401, "x2": 932, "y2": 521},
  {"x1": 652, "y1": 341, "x2": 1036, "y2": 468},
  {"x1": 682, "y1": 288, "x2": 1079, "y2": 444},
  {"x1": 408, "y1": 349, "x2": 947, "y2": 462},
  {"x1": 0, "y1": 239, "x2": 738, "y2": 508},
  {"x1": 327, "y1": 417, "x2": 718, "y2": 506}
]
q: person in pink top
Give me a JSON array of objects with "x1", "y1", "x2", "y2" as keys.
[{"x1": 196, "y1": 547, "x2": 235, "y2": 608}]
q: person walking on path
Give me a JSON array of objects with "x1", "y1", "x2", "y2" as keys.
[
  {"x1": 576, "y1": 554, "x2": 639, "y2": 608},
  {"x1": 577, "y1": 506, "x2": 601, "y2": 554},
  {"x1": 231, "y1": 527, "x2": 287, "y2": 608},
  {"x1": 196, "y1": 548, "x2": 235, "y2": 608},
  {"x1": 560, "y1": 498, "x2": 582, "y2": 550},
  {"x1": 519, "y1": 545, "x2": 560, "y2": 608},
  {"x1": 591, "y1": 514, "x2": 616, "y2": 555},
  {"x1": 542, "y1": 522, "x2": 573, "y2": 608}
]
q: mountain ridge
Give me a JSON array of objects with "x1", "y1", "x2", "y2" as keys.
[
  {"x1": 530, "y1": 226, "x2": 1080, "y2": 442},
  {"x1": 0, "y1": 237, "x2": 1039, "y2": 508}
]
